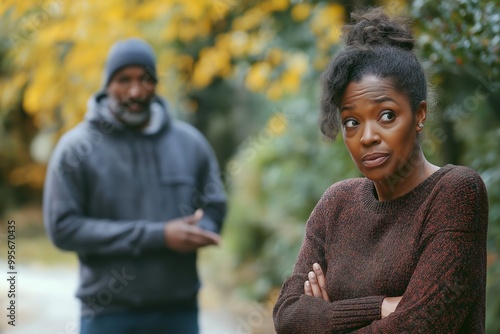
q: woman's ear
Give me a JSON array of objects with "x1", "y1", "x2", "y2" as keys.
[{"x1": 416, "y1": 101, "x2": 427, "y2": 132}]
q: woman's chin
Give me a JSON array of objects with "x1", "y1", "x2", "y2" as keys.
[{"x1": 359, "y1": 168, "x2": 394, "y2": 183}]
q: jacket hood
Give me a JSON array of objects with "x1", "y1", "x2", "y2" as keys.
[{"x1": 84, "y1": 91, "x2": 171, "y2": 135}]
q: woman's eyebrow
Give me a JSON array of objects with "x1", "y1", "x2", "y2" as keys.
[
  {"x1": 340, "y1": 105, "x2": 354, "y2": 113},
  {"x1": 373, "y1": 96, "x2": 397, "y2": 104}
]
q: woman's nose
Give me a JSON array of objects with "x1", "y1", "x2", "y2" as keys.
[{"x1": 360, "y1": 122, "x2": 381, "y2": 146}]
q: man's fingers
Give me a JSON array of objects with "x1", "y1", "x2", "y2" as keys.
[
  {"x1": 187, "y1": 226, "x2": 220, "y2": 246},
  {"x1": 165, "y1": 217, "x2": 220, "y2": 252},
  {"x1": 313, "y1": 263, "x2": 330, "y2": 302},
  {"x1": 194, "y1": 208, "x2": 203, "y2": 220},
  {"x1": 185, "y1": 209, "x2": 204, "y2": 225}
]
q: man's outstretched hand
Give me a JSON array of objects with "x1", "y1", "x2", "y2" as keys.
[{"x1": 164, "y1": 209, "x2": 220, "y2": 252}]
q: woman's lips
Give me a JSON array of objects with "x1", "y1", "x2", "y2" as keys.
[{"x1": 361, "y1": 153, "x2": 389, "y2": 168}]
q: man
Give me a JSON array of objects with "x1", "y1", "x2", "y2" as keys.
[{"x1": 43, "y1": 38, "x2": 227, "y2": 334}]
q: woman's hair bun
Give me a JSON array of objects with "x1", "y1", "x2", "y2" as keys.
[{"x1": 342, "y1": 7, "x2": 414, "y2": 51}]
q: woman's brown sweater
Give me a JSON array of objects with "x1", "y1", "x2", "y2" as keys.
[{"x1": 273, "y1": 164, "x2": 488, "y2": 333}]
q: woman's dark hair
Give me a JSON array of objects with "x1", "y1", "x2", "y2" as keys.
[{"x1": 319, "y1": 7, "x2": 428, "y2": 140}]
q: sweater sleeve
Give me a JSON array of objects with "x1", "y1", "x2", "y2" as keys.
[
  {"x1": 273, "y1": 186, "x2": 385, "y2": 334},
  {"x1": 43, "y1": 135, "x2": 166, "y2": 256},
  {"x1": 351, "y1": 171, "x2": 488, "y2": 333}
]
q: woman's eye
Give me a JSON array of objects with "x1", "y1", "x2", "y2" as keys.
[
  {"x1": 380, "y1": 111, "x2": 395, "y2": 122},
  {"x1": 343, "y1": 119, "x2": 359, "y2": 128}
]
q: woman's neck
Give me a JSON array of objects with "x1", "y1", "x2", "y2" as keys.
[{"x1": 373, "y1": 150, "x2": 439, "y2": 202}]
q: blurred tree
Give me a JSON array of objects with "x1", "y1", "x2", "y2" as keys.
[
  {"x1": 223, "y1": 93, "x2": 361, "y2": 300},
  {"x1": 0, "y1": 0, "x2": 241, "y2": 210},
  {"x1": 0, "y1": 8, "x2": 44, "y2": 216},
  {"x1": 0, "y1": 0, "x2": 380, "y2": 204},
  {"x1": 413, "y1": 1, "x2": 500, "y2": 332}
]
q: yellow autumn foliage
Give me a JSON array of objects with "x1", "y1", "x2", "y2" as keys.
[
  {"x1": 311, "y1": 3, "x2": 345, "y2": 48},
  {"x1": 266, "y1": 82, "x2": 283, "y2": 101},
  {"x1": 1, "y1": 0, "x2": 350, "y2": 154},
  {"x1": 313, "y1": 53, "x2": 332, "y2": 71},
  {"x1": 8, "y1": 164, "x2": 47, "y2": 188},
  {"x1": 233, "y1": 7, "x2": 268, "y2": 31},
  {"x1": 267, "y1": 113, "x2": 287, "y2": 135},
  {"x1": 291, "y1": 3, "x2": 312, "y2": 22},
  {"x1": 228, "y1": 31, "x2": 250, "y2": 56},
  {"x1": 266, "y1": 48, "x2": 283, "y2": 67},
  {"x1": 3, "y1": 0, "x2": 182, "y2": 134},
  {"x1": 382, "y1": 0, "x2": 408, "y2": 14},
  {"x1": 192, "y1": 46, "x2": 232, "y2": 88},
  {"x1": 245, "y1": 61, "x2": 272, "y2": 92},
  {"x1": 287, "y1": 52, "x2": 309, "y2": 75},
  {"x1": 266, "y1": 0, "x2": 290, "y2": 12},
  {"x1": 310, "y1": 3, "x2": 345, "y2": 35},
  {"x1": 280, "y1": 70, "x2": 301, "y2": 93},
  {"x1": 0, "y1": 1, "x2": 36, "y2": 20}
]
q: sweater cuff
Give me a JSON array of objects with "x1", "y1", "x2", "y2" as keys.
[{"x1": 329, "y1": 295, "x2": 384, "y2": 324}]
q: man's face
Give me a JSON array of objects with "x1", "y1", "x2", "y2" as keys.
[{"x1": 106, "y1": 66, "x2": 156, "y2": 128}]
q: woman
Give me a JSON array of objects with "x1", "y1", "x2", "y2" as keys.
[{"x1": 273, "y1": 7, "x2": 488, "y2": 334}]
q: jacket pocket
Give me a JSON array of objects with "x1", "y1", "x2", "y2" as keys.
[
  {"x1": 160, "y1": 175, "x2": 197, "y2": 216},
  {"x1": 160, "y1": 175, "x2": 195, "y2": 186}
]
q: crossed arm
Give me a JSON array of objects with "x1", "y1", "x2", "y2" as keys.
[
  {"x1": 274, "y1": 231, "x2": 486, "y2": 333},
  {"x1": 304, "y1": 263, "x2": 402, "y2": 319}
]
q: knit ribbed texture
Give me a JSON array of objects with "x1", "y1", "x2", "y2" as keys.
[{"x1": 273, "y1": 164, "x2": 488, "y2": 333}]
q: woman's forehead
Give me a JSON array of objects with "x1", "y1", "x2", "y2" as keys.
[{"x1": 341, "y1": 76, "x2": 401, "y2": 104}]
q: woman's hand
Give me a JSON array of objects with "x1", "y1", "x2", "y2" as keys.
[
  {"x1": 304, "y1": 263, "x2": 330, "y2": 302},
  {"x1": 381, "y1": 296, "x2": 402, "y2": 319}
]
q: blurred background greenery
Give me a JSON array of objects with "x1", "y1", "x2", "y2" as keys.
[{"x1": 0, "y1": 0, "x2": 499, "y2": 333}]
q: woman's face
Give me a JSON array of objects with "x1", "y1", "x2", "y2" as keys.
[{"x1": 340, "y1": 75, "x2": 425, "y2": 182}]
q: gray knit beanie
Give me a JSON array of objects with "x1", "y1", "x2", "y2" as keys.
[{"x1": 102, "y1": 38, "x2": 157, "y2": 87}]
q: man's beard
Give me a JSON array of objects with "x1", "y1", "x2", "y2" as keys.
[{"x1": 109, "y1": 98, "x2": 151, "y2": 128}]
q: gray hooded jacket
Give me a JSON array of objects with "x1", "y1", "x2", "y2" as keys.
[{"x1": 43, "y1": 92, "x2": 226, "y2": 314}]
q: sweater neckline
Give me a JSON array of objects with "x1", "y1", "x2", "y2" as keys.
[{"x1": 361, "y1": 164, "x2": 453, "y2": 213}]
